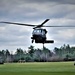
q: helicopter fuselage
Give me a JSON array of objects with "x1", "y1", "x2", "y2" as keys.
[{"x1": 31, "y1": 28, "x2": 54, "y2": 44}]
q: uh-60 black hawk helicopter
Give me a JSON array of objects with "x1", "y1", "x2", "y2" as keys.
[{"x1": 0, "y1": 19, "x2": 75, "y2": 45}]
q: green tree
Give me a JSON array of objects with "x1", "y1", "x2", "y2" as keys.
[
  {"x1": 28, "y1": 45, "x2": 35, "y2": 57},
  {"x1": 14, "y1": 48, "x2": 25, "y2": 62},
  {"x1": 6, "y1": 49, "x2": 10, "y2": 56},
  {"x1": 33, "y1": 48, "x2": 42, "y2": 62}
]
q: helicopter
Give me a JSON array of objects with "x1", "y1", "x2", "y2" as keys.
[{"x1": 0, "y1": 19, "x2": 75, "y2": 44}]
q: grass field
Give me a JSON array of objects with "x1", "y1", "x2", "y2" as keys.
[{"x1": 0, "y1": 62, "x2": 75, "y2": 75}]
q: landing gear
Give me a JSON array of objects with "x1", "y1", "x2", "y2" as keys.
[
  {"x1": 31, "y1": 37, "x2": 34, "y2": 43},
  {"x1": 32, "y1": 39, "x2": 34, "y2": 43}
]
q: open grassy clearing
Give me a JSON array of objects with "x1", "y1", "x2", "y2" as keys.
[{"x1": 0, "y1": 62, "x2": 75, "y2": 75}]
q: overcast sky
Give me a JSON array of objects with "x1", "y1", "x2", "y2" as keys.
[{"x1": 0, "y1": 0, "x2": 75, "y2": 52}]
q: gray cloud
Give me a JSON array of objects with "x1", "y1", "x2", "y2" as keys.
[
  {"x1": 0, "y1": 0, "x2": 75, "y2": 21},
  {"x1": 21, "y1": 0, "x2": 75, "y2": 4}
]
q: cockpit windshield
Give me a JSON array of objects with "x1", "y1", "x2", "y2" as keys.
[
  {"x1": 33, "y1": 29, "x2": 41, "y2": 33},
  {"x1": 33, "y1": 29, "x2": 46, "y2": 35}
]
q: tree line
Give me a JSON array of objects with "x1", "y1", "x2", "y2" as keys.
[{"x1": 0, "y1": 44, "x2": 75, "y2": 62}]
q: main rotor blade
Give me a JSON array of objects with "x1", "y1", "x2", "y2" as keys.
[
  {"x1": 0, "y1": 21, "x2": 36, "y2": 27},
  {"x1": 1, "y1": 21, "x2": 75, "y2": 28},
  {"x1": 41, "y1": 19, "x2": 49, "y2": 25},
  {"x1": 33, "y1": 19, "x2": 50, "y2": 29},
  {"x1": 43, "y1": 25, "x2": 75, "y2": 27}
]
